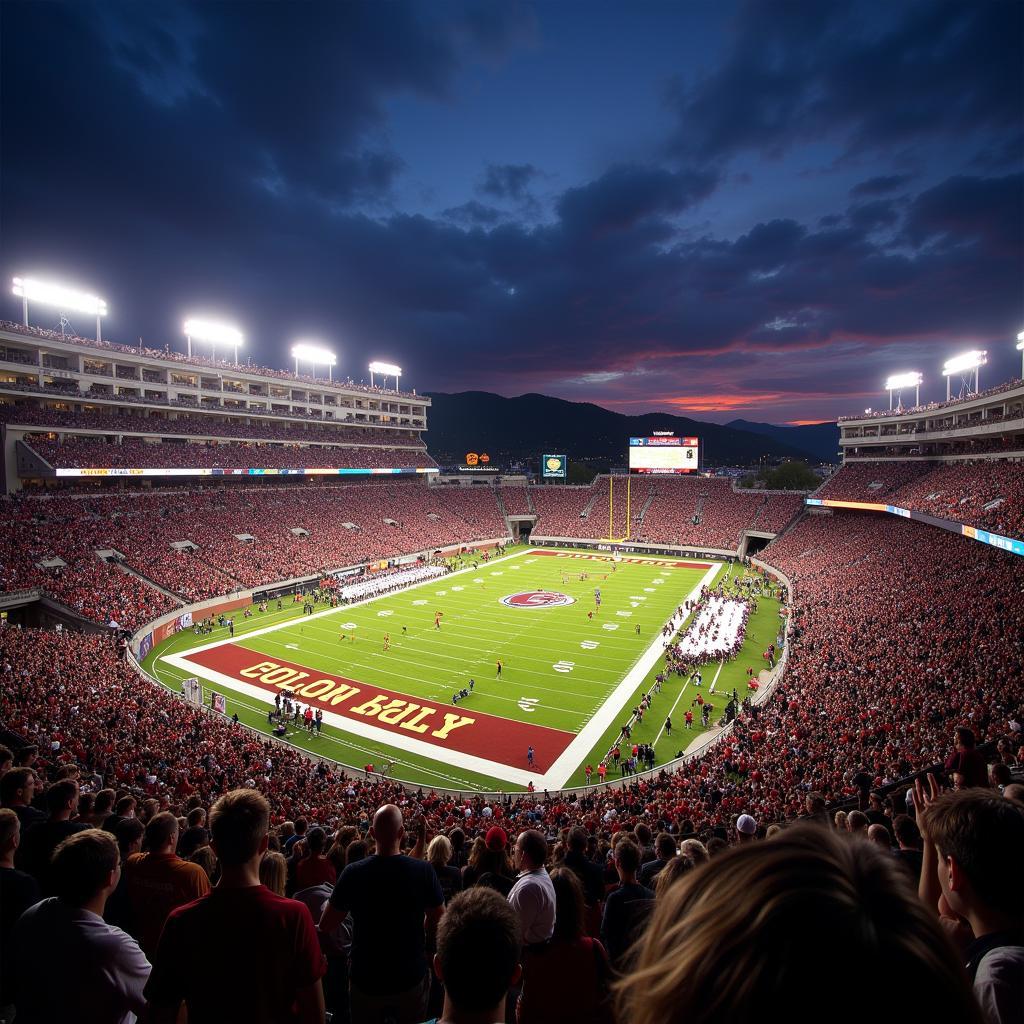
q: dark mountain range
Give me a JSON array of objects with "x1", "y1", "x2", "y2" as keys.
[
  {"x1": 725, "y1": 419, "x2": 840, "y2": 464},
  {"x1": 423, "y1": 391, "x2": 835, "y2": 467}
]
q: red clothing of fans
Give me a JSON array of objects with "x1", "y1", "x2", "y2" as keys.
[
  {"x1": 294, "y1": 854, "x2": 337, "y2": 890},
  {"x1": 145, "y1": 884, "x2": 325, "y2": 1024}
]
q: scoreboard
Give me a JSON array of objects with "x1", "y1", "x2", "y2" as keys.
[{"x1": 628, "y1": 435, "x2": 700, "y2": 474}]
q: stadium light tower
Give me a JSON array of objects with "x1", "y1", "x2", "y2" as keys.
[
  {"x1": 941, "y1": 350, "x2": 987, "y2": 401},
  {"x1": 183, "y1": 318, "x2": 243, "y2": 365},
  {"x1": 291, "y1": 342, "x2": 336, "y2": 380},
  {"x1": 884, "y1": 371, "x2": 922, "y2": 410},
  {"x1": 1017, "y1": 331, "x2": 1024, "y2": 378},
  {"x1": 369, "y1": 360, "x2": 402, "y2": 390},
  {"x1": 12, "y1": 276, "x2": 108, "y2": 342}
]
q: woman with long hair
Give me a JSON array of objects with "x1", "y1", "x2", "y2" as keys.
[
  {"x1": 615, "y1": 825, "x2": 984, "y2": 1024},
  {"x1": 517, "y1": 868, "x2": 614, "y2": 1024},
  {"x1": 258, "y1": 850, "x2": 287, "y2": 896}
]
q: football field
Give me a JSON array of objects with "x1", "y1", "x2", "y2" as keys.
[{"x1": 147, "y1": 547, "x2": 779, "y2": 791}]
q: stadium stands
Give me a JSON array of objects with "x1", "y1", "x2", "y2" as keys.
[
  {"x1": 0, "y1": 484, "x2": 510, "y2": 608},
  {"x1": 0, "y1": 403, "x2": 427, "y2": 448},
  {"x1": 22, "y1": 437, "x2": 436, "y2": 470},
  {"x1": 816, "y1": 459, "x2": 1024, "y2": 538},
  {"x1": 529, "y1": 476, "x2": 802, "y2": 549},
  {"x1": 0, "y1": 319, "x2": 419, "y2": 398},
  {"x1": 2, "y1": 505, "x2": 1022, "y2": 1023}
]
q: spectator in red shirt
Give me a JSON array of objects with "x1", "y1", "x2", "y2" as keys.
[
  {"x1": 944, "y1": 727, "x2": 990, "y2": 789},
  {"x1": 145, "y1": 789, "x2": 326, "y2": 1023},
  {"x1": 125, "y1": 812, "x2": 210, "y2": 956},
  {"x1": 293, "y1": 827, "x2": 337, "y2": 891}
]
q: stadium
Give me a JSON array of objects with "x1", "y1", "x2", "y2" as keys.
[{"x1": 1, "y1": 4, "x2": 1022, "y2": 1024}]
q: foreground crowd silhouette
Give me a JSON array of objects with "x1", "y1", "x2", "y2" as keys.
[{"x1": 0, "y1": 509, "x2": 1022, "y2": 1022}]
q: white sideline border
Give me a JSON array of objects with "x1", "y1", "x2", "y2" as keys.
[{"x1": 159, "y1": 547, "x2": 722, "y2": 790}]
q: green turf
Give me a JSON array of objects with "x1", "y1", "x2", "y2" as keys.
[{"x1": 143, "y1": 547, "x2": 780, "y2": 792}]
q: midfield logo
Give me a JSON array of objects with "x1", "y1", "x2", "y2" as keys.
[{"x1": 500, "y1": 590, "x2": 576, "y2": 609}]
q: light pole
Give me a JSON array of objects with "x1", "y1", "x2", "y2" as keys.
[
  {"x1": 368, "y1": 360, "x2": 402, "y2": 391},
  {"x1": 291, "y1": 342, "x2": 337, "y2": 381},
  {"x1": 183, "y1": 318, "x2": 244, "y2": 365},
  {"x1": 884, "y1": 372, "x2": 922, "y2": 411},
  {"x1": 12, "y1": 276, "x2": 107, "y2": 342},
  {"x1": 941, "y1": 350, "x2": 987, "y2": 401}
]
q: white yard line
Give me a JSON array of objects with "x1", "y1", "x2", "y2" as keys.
[{"x1": 539, "y1": 561, "x2": 723, "y2": 789}]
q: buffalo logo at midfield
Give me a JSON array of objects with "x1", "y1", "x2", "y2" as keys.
[{"x1": 500, "y1": 590, "x2": 576, "y2": 609}]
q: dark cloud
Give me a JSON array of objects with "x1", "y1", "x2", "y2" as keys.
[
  {"x1": 847, "y1": 199, "x2": 901, "y2": 233},
  {"x1": 1, "y1": 0, "x2": 1020, "y2": 426},
  {"x1": 442, "y1": 200, "x2": 506, "y2": 226},
  {"x1": 850, "y1": 175, "x2": 912, "y2": 198},
  {"x1": 666, "y1": 0, "x2": 1023, "y2": 164},
  {"x1": 477, "y1": 163, "x2": 540, "y2": 201},
  {"x1": 903, "y1": 173, "x2": 1023, "y2": 252},
  {"x1": 556, "y1": 164, "x2": 718, "y2": 239}
]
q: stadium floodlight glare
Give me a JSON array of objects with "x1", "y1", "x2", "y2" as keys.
[
  {"x1": 291, "y1": 342, "x2": 337, "y2": 380},
  {"x1": 1017, "y1": 331, "x2": 1024, "y2": 376},
  {"x1": 368, "y1": 360, "x2": 402, "y2": 389},
  {"x1": 941, "y1": 349, "x2": 987, "y2": 400},
  {"x1": 884, "y1": 371, "x2": 922, "y2": 410},
  {"x1": 183, "y1": 318, "x2": 244, "y2": 364},
  {"x1": 13, "y1": 276, "x2": 108, "y2": 341}
]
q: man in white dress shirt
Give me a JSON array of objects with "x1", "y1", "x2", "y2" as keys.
[{"x1": 507, "y1": 829, "x2": 555, "y2": 947}]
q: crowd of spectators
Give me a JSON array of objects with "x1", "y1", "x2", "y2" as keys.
[
  {"x1": 529, "y1": 476, "x2": 802, "y2": 550},
  {"x1": 0, "y1": 319, "x2": 419, "y2": 398},
  {"x1": 1, "y1": 402, "x2": 426, "y2": 448},
  {"x1": 499, "y1": 486, "x2": 532, "y2": 516},
  {"x1": 815, "y1": 459, "x2": 1023, "y2": 538},
  {"x1": 23, "y1": 436, "x2": 436, "y2": 471},
  {"x1": 0, "y1": 579, "x2": 1021, "y2": 1021},
  {"x1": 0, "y1": 484, "x2": 510, "y2": 611}
]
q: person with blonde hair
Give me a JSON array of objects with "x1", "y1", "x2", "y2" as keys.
[
  {"x1": 259, "y1": 850, "x2": 287, "y2": 896},
  {"x1": 427, "y1": 834, "x2": 462, "y2": 903},
  {"x1": 615, "y1": 824, "x2": 983, "y2": 1024}
]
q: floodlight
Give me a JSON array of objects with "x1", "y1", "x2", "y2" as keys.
[
  {"x1": 368, "y1": 361, "x2": 402, "y2": 377},
  {"x1": 1016, "y1": 330, "x2": 1024, "y2": 351},
  {"x1": 884, "y1": 372, "x2": 922, "y2": 391},
  {"x1": 941, "y1": 350, "x2": 987, "y2": 376},
  {"x1": 291, "y1": 343, "x2": 336, "y2": 366},
  {"x1": 13, "y1": 276, "x2": 108, "y2": 341},
  {"x1": 183, "y1": 319, "x2": 243, "y2": 346},
  {"x1": 13, "y1": 277, "x2": 107, "y2": 316}
]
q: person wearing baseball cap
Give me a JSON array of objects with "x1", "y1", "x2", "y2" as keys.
[
  {"x1": 485, "y1": 826, "x2": 507, "y2": 852},
  {"x1": 736, "y1": 814, "x2": 758, "y2": 842}
]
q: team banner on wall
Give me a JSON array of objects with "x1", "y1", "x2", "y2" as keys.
[{"x1": 542, "y1": 454, "x2": 567, "y2": 478}]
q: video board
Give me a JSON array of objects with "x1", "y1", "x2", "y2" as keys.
[
  {"x1": 542, "y1": 454, "x2": 567, "y2": 478},
  {"x1": 628, "y1": 435, "x2": 699, "y2": 474}
]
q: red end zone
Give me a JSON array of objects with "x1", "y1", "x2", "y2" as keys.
[{"x1": 180, "y1": 643, "x2": 575, "y2": 773}]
